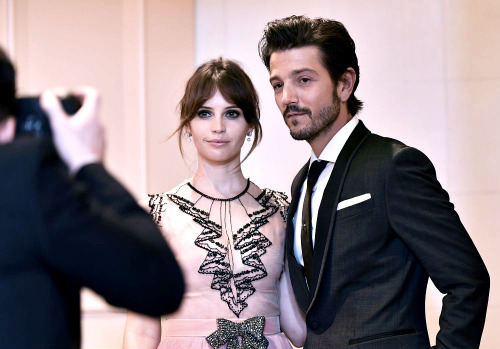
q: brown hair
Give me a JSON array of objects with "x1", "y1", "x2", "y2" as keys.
[
  {"x1": 175, "y1": 58, "x2": 262, "y2": 163},
  {"x1": 259, "y1": 15, "x2": 363, "y2": 116}
]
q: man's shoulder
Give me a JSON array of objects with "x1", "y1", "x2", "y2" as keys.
[
  {"x1": 364, "y1": 132, "x2": 407, "y2": 152},
  {"x1": 0, "y1": 137, "x2": 55, "y2": 165},
  {"x1": 0, "y1": 138, "x2": 58, "y2": 218},
  {"x1": 0, "y1": 137, "x2": 61, "y2": 187},
  {"x1": 358, "y1": 132, "x2": 435, "y2": 172}
]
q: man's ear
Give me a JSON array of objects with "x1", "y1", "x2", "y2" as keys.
[
  {"x1": 0, "y1": 117, "x2": 16, "y2": 144},
  {"x1": 337, "y1": 67, "x2": 356, "y2": 103}
]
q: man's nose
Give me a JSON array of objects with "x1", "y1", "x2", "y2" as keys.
[{"x1": 281, "y1": 84, "x2": 298, "y2": 106}]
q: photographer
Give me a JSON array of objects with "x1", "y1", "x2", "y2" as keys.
[{"x1": 0, "y1": 47, "x2": 184, "y2": 349}]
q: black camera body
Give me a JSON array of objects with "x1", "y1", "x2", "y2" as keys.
[{"x1": 15, "y1": 95, "x2": 81, "y2": 139}]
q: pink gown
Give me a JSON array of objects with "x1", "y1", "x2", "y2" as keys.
[{"x1": 148, "y1": 180, "x2": 294, "y2": 349}]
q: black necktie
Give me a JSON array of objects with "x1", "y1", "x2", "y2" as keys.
[{"x1": 301, "y1": 160, "x2": 328, "y2": 286}]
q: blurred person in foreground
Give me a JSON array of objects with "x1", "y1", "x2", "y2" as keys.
[
  {"x1": 0, "y1": 47, "x2": 184, "y2": 349},
  {"x1": 258, "y1": 15, "x2": 489, "y2": 349},
  {"x1": 123, "y1": 58, "x2": 306, "y2": 349}
]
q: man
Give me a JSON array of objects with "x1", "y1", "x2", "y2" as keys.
[
  {"x1": 0, "y1": 48, "x2": 184, "y2": 348},
  {"x1": 259, "y1": 16, "x2": 489, "y2": 349}
]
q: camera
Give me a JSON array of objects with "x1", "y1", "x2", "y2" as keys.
[{"x1": 15, "y1": 95, "x2": 82, "y2": 139}]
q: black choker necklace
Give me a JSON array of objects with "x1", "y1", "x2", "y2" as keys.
[{"x1": 187, "y1": 178, "x2": 250, "y2": 202}]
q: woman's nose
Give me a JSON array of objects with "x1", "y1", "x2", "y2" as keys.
[{"x1": 211, "y1": 115, "x2": 225, "y2": 133}]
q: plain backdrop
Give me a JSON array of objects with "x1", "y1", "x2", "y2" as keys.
[{"x1": 1, "y1": 0, "x2": 498, "y2": 348}]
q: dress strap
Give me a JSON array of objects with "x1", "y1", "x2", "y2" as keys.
[{"x1": 163, "y1": 316, "x2": 280, "y2": 337}]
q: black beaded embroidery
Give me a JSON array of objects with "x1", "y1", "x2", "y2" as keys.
[{"x1": 148, "y1": 183, "x2": 288, "y2": 317}]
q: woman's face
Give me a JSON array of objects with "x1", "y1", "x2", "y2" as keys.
[{"x1": 188, "y1": 89, "x2": 251, "y2": 166}]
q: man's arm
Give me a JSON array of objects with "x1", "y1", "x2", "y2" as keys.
[
  {"x1": 386, "y1": 147, "x2": 489, "y2": 349},
  {"x1": 35, "y1": 147, "x2": 183, "y2": 316},
  {"x1": 34, "y1": 88, "x2": 184, "y2": 316},
  {"x1": 279, "y1": 257, "x2": 306, "y2": 348}
]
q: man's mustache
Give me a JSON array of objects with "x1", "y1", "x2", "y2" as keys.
[{"x1": 283, "y1": 104, "x2": 312, "y2": 118}]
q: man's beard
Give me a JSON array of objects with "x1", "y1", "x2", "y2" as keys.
[{"x1": 284, "y1": 94, "x2": 340, "y2": 142}]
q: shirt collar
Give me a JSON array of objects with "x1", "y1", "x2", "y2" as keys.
[{"x1": 310, "y1": 116, "x2": 359, "y2": 165}]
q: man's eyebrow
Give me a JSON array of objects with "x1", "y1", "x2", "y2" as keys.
[
  {"x1": 291, "y1": 68, "x2": 317, "y2": 75},
  {"x1": 269, "y1": 68, "x2": 318, "y2": 82},
  {"x1": 269, "y1": 75, "x2": 280, "y2": 83}
]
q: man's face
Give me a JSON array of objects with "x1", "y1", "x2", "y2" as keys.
[{"x1": 269, "y1": 46, "x2": 339, "y2": 142}]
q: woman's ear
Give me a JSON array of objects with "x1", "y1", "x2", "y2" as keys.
[
  {"x1": 337, "y1": 67, "x2": 356, "y2": 103},
  {"x1": 0, "y1": 117, "x2": 16, "y2": 144},
  {"x1": 184, "y1": 125, "x2": 192, "y2": 142}
]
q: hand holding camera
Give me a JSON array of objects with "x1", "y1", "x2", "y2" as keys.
[{"x1": 40, "y1": 87, "x2": 105, "y2": 174}]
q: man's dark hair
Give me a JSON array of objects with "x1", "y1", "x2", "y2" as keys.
[
  {"x1": 0, "y1": 47, "x2": 16, "y2": 123},
  {"x1": 259, "y1": 15, "x2": 363, "y2": 116}
]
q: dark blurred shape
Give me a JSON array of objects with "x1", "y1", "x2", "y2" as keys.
[{"x1": 16, "y1": 95, "x2": 82, "y2": 139}]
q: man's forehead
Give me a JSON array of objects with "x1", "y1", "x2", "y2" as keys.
[{"x1": 269, "y1": 46, "x2": 323, "y2": 78}]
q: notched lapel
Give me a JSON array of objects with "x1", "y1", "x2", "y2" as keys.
[{"x1": 308, "y1": 121, "x2": 371, "y2": 308}]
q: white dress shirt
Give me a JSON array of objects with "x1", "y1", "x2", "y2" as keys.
[{"x1": 293, "y1": 116, "x2": 359, "y2": 266}]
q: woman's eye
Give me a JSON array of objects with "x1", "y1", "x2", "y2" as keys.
[
  {"x1": 225, "y1": 110, "x2": 241, "y2": 118},
  {"x1": 197, "y1": 110, "x2": 211, "y2": 118}
]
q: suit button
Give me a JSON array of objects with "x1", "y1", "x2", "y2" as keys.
[{"x1": 309, "y1": 320, "x2": 319, "y2": 330}]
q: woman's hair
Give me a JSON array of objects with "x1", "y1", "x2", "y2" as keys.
[{"x1": 175, "y1": 58, "x2": 262, "y2": 163}]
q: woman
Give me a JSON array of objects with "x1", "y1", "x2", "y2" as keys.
[{"x1": 123, "y1": 58, "x2": 305, "y2": 349}]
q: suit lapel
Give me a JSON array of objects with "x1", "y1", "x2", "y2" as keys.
[
  {"x1": 308, "y1": 121, "x2": 371, "y2": 309},
  {"x1": 286, "y1": 161, "x2": 310, "y2": 311}
]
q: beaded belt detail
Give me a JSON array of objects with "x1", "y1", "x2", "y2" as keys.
[{"x1": 205, "y1": 316, "x2": 269, "y2": 349}]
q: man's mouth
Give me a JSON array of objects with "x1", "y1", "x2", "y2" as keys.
[
  {"x1": 286, "y1": 112, "x2": 307, "y2": 118},
  {"x1": 283, "y1": 105, "x2": 311, "y2": 119}
]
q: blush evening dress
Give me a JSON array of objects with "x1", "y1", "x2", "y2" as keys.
[{"x1": 148, "y1": 179, "x2": 294, "y2": 349}]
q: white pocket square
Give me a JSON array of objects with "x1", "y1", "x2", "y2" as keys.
[{"x1": 337, "y1": 193, "x2": 371, "y2": 211}]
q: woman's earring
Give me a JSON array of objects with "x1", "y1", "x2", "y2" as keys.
[
  {"x1": 247, "y1": 130, "x2": 252, "y2": 142},
  {"x1": 186, "y1": 131, "x2": 192, "y2": 142}
]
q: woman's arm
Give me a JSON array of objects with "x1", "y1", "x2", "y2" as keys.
[
  {"x1": 123, "y1": 312, "x2": 161, "y2": 349},
  {"x1": 279, "y1": 258, "x2": 306, "y2": 348}
]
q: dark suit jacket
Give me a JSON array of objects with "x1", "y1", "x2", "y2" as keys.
[
  {"x1": 286, "y1": 121, "x2": 489, "y2": 349},
  {"x1": 0, "y1": 138, "x2": 184, "y2": 349}
]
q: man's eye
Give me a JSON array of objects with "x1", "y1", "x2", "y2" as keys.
[
  {"x1": 226, "y1": 110, "x2": 241, "y2": 118},
  {"x1": 299, "y1": 77, "x2": 311, "y2": 83},
  {"x1": 197, "y1": 110, "x2": 211, "y2": 118},
  {"x1": 272, "y1": 83, "x2": 283, "y2": 90}
]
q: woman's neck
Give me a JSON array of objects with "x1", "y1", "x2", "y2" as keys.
[{"x1": 191, "y1": 159, "x2": 247, "y2": 199}]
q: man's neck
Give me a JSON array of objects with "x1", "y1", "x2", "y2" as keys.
[{"x1": 309, "y1": 113, "x2": 352, "y2": 158}]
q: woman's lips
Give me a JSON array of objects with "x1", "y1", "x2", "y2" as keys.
[{"x1": 206, "y1": 139, "x2": 230, "y2": 146}]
